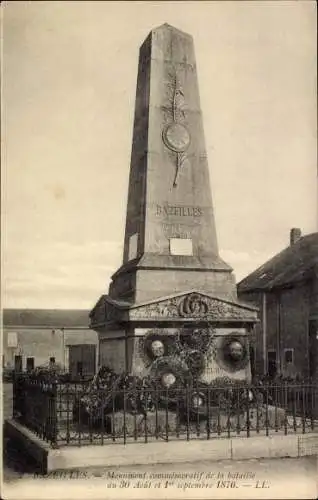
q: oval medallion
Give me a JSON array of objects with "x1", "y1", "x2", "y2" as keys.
[{"x1": 163, "y1": 123, "x2": 190, "y2": 153}]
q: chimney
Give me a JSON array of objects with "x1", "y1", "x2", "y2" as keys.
[{"x1": 290, "y1": 228, "x2": 302, "y2": 246}]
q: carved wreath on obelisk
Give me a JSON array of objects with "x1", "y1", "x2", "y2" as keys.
[{"x1": 162, "y1": 68, "x2": 191, "y2": 187}]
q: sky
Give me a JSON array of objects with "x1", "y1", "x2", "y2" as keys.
[{"x1": 1, "y1": 1, "x2": 317, "y2": 310}]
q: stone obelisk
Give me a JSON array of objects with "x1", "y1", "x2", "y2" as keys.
[
  {"x1": 109, "y1": 23, "x2": 235, "y2": 304},
  {"x1": 90, "y1": 25, "x2": 258, "y2": 384}
]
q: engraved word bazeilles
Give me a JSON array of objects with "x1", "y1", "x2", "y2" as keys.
[{"x1": 156, "y1": 204, "x2": 202, "y2": 217}]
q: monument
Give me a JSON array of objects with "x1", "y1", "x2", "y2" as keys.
[
  {"x1": 90, "y1": 24, "x2": 258, "y2": 386},
  {"x1": 4, "y1": 25, "x2": 313, "y2": 475}
]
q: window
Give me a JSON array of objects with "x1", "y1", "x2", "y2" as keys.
[
  {"x1": 49, "y1": 357, "x2": 55, "y2": 364},
  {"x1": 169, "y1": 238, "x2": 193, "y2": 256},
  {"x1": 26, "y1": 357, "x2": 34, "y2": 372},
  {"x1": 284, "y1": 349, "x2": 294, "y2": 364},
  {"x1": 7, "y1": 332, "x2": 18, "y2": 348}
]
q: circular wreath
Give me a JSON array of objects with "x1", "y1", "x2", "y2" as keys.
[
  {"x1": 213, "y1": 334, "x2": 250, "y2": 373},
  {"x1": 148, "y1": 356, "x2": 193, "y2": 411},
  {"x1": 183, "y1": 349, "x2": 205, "y2": 378},
  {"x1": 178, "y1": 328, "x2": 214, "y2": 355},
  {"x1": 149, "y1": 356, "x2": 191, "y2": 392},
  {"x1": 187, "y1": 390, "x2": 209, "y2": 419},
  {"x1": 139, "y1": 331, "x2": 179, "y2": 366}
]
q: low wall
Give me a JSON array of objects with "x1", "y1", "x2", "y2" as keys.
[{"x1": 4, "y1": 418, "x2": 318, "y2": 474}]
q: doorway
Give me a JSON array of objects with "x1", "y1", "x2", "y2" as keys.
[
  {"x1": 267, "y1": 350, "x2": 277, "y2": 378},
  {"x1": 26, "y1": 357, "x2": 35, "y2": 372},
  {"x1": 14, "y1": 355, "x2": 22, "y2": 372},
  {"x1": 249, "y1": 344, "x2": 256, "y2": 378},
  {"x1": 68, "y1": 344, "x2": 96, "y2": 380}
]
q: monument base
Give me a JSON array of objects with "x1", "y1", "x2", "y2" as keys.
[{"x1": 91, "y1": 290, "x2": 258, "y2": 384}]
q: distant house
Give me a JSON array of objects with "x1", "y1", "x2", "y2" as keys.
[
  {"x1": 237, "y1": 229, "x2": 318, "y2": 380},
  {"x1": 2, "y1": 309, "x2": 98, "y2": 379}
]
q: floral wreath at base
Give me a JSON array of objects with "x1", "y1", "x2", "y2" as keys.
[
  {"x1": 138, "y1": 330, "x2": 180, "y2": 367},
  {"x1": 177, "y1": 328, "x2": 214, "y2": 355},
  {"x1": 182, "y1": 349, "x2": 206, "y2": 378},
  {"x1": 72, "y1": 365, "x2": 283, "y2": 429},
  {"x1": 211, "y1": 334, "x2": 250, "y2": 373},
  {"x1": 176, "y1": 328, "x2": 214, "y2": 378},
  {"x1": 146, "y1": 356, "x2": 194, "y2": 408},
  {"x1": 148, "y1": 356, "x2": 192, "y2": 389}
]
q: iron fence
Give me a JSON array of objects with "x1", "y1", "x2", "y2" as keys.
[{"x1": 12, "y1": 375, "x2": 317, "y2": 448}]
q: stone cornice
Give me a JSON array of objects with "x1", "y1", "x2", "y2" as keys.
[{"x1": 90, "y1": 290, "x2": 258, "y2": 329}]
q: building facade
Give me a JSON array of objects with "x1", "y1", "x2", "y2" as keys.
[
  {"x1": 2, "y1": 309, "x2": 98, "y2": 379},
  {"x1": 238, "y1": 229, "x2": 318, "y2": 380}
]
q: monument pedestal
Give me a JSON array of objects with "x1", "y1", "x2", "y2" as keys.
[{"x1": 90, "y1": 290, "x2": 258, "y2": 384}]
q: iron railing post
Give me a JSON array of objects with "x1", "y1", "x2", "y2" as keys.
[
  {"x1": 176, "y1": 388, "x2": 180, "y2": 439},
  {"x1": 112, "y1": 387, "x2": 116, "y2": 442},
  {"x1": 246, "y1": 388, "x2": 250, "y2": 438},
  {"x1": 77, "y1": 381, "x2": 82, "y2": 446},
  {"x1": 217, "y1": 389, "x2": 221, "y2": 436},
  {"x1": 186, "y1": 384, "x2": 190, "y2": 441},
  {"x1": 50, "y1": 381, "x2": 58, "y2": 448},
  {"x1": 123, "y1": 385, "x2": 127, "y2": 444},
  {"x1": 274, "y1": 385, "x2": 279, "y2": 432},
  {"x1": 155, "y1": 386, "x2": 159, "y2": 440},
  {"x1": 310, "y1": 384, "x2": 315, "y2": 431},
  {"x1": 206, "y1": 387, "x2": 211, "y2": 440},
  {"x1": 302, "y1": 385, "x2": 306, "y2": 434},
  {"x1": 292, "y1": 385, "x2": 297, "y2": 433},
  {"x1": 144, "y1": 386, "x2": 148, "y2": 444},
  {"x1": 283, "y1": 381, "x2": 288, "y2": 435}
]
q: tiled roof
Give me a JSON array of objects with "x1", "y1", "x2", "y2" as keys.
[
  {"x1": 238, "y1": 232, "x2": 318, "y2": 293},
  {"x1": 2, "y1": 309, "x2": 90, "y2": 328}
]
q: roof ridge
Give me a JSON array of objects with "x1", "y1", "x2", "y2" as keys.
[{"x1": 238, "y1": 232, "x2": 318, "y2": 292}]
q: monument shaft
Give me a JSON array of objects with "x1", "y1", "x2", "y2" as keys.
[{"x1": 109, "y1": 24, "x2": 235, "y2": 304}]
